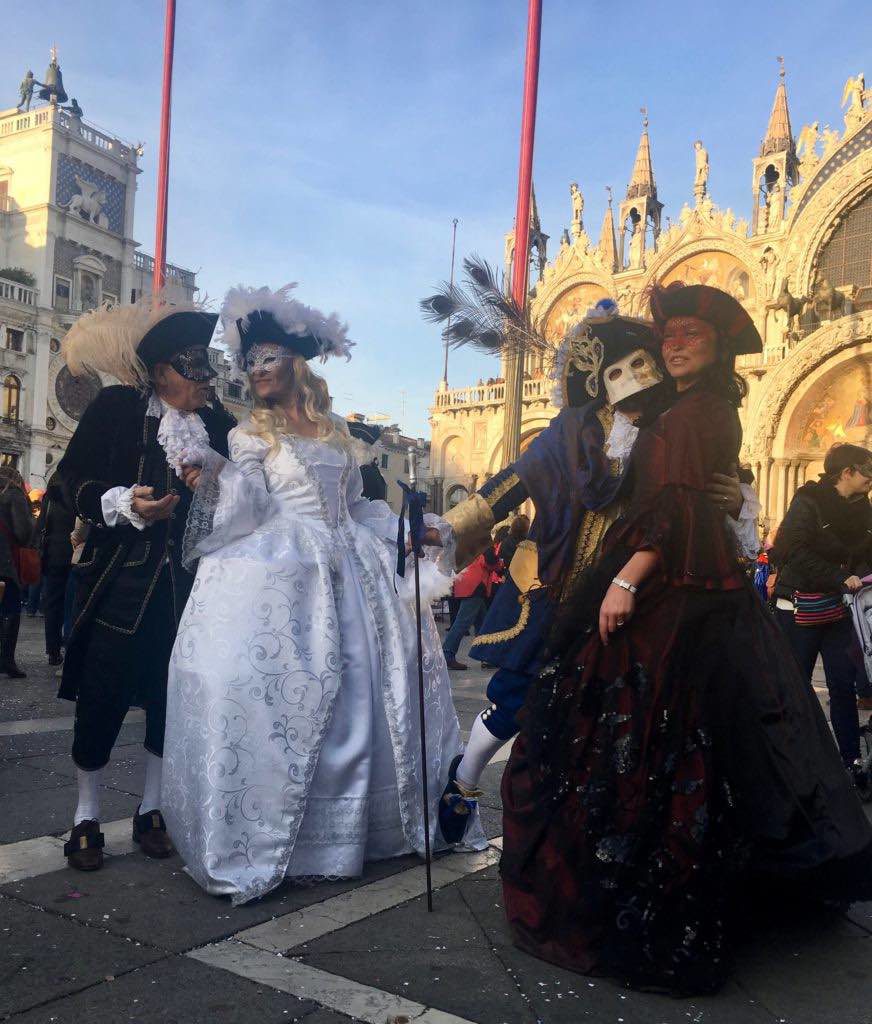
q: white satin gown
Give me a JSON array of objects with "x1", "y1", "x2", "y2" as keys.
[{"x1": 161, "y1": 424, "x2": 485, "y2": 904}]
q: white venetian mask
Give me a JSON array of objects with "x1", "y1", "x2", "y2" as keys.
[{"x1": 603, "y1": 348, "x2": 663, "y2": 406}]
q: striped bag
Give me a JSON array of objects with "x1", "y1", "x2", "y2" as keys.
[{"x1": 793, "y1": 591, "x2": 847, "y2": 627}]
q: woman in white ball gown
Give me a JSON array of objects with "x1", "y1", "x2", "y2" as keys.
[{"x1": 161, "y1": 284, "x2": 484, "y2": 905}]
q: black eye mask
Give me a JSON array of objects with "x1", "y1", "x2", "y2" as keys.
[{"x1": 169, "y1": 346, "x2": 217, "y2": 382}]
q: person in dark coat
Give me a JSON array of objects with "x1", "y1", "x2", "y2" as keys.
[
  {"x1": 0, "y1": 465, "x2": 34, "y2": 677},
  {"x1": 33, "y1": 472, "x2": 75, "y2": 666},
  {"x1": 771, "y1": 442, "x2": 872, "y2": 771},
  {"x1": 57, "y1": 301, "x2": 236, "y2": 871}
]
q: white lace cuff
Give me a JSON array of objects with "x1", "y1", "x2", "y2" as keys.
[
  {"x1": 423, "y1": 513, "x2": 456, "y2": 576},
  {"x1": 101, "y1": 485, "x2": 147, "y2": 530}
]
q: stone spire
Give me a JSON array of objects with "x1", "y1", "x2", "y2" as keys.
[
  {"x1": 598, "y1": 186, "x2": 618, "y2": 273},
  {"x1": 626, "y1": 108, "x2": 657, "y2": 200},
  {"x1": 761, "y1": 58, "x2": 794, "y2": 156}
]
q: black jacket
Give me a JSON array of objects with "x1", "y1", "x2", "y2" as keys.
[
  {"x1": 771, "y1": 480, "x2": 872, "y2": 598},
  {"x1": 34, "y1": 476, "x2": 75, "y2": 571},
  {"x1": 58, "y1": 386, "x2": 235, "y2": 639},
  {"x1": 0, "y1": 486, "x2": 34, "y2": 584}
]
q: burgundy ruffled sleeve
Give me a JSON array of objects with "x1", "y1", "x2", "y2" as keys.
[{"x1": 607, "y1": 390, "x2": 745, "y2": 591}]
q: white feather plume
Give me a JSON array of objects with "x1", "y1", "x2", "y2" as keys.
[
  {"x1": 219, "y1": 283, "x2": 354, "y2": 362},
  {"x1": 62, "y1": 298, "x2": 210, "y2": 390}
]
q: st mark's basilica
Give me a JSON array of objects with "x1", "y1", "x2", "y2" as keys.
[{"x1": 430, "y1": 65, "x2": 872, "y2": 533}]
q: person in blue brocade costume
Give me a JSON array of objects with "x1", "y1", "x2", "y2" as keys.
[{"x1": 438, "y1": 303, "x2": 758, "y2": 843}]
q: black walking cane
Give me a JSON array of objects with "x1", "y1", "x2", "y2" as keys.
[{"x1": 396, "y1": 450, "x2": 434, "y2": 911}]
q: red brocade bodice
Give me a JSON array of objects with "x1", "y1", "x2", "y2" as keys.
[{"x1": 605, "y1": 386, "x2": 745, "y2": 592}]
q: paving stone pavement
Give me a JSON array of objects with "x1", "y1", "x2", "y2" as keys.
[{"x1": 3, "y1": 619, "x2": 872, "y2": 1023}]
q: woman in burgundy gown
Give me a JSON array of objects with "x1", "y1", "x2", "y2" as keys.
[{"x1": 500, "y1": 283, "x2": 872, "y2": 995}]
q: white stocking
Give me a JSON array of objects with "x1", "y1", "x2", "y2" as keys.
[
  {"x1": 74, "y1": 767, "x2": 103, "y2": 825},
  {"x1": 140, "y1": 750, "x2": 163, "y2": 813},
  {"x1": 455, "y1": 712, "x2": 507, "y2": 791}
]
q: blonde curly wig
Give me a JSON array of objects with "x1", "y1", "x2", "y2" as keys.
[{"x1": 244, "y1": 354, "x2": 348, "y2": 453}]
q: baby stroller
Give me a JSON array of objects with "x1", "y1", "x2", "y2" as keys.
[{"x1": 849, "y1": 585, "x2": 872, "y2": 802}]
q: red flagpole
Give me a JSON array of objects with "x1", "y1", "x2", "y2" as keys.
[
  {"x1": 153, "y1": 0, "x2": 176, "y2": 295},
  {"x1": 510, "y1": 0, "x2": 542, "y2": 309}
]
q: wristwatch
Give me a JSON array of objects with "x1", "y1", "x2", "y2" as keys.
[{"x1": 611, "y1": 576, "x2": 638, "y2": 595}]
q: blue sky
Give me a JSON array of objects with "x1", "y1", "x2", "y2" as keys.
[{"x1": 4, "y1": 1, "x2": 871, "y2": 434}]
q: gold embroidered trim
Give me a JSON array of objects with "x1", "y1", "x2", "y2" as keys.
[
  {"x1": 558, "y1": 508, "x2": 619, "y2": 601},
  {"x1": 471, "y1": 592, "x2": 533, "y2": 648},
  {"x1": 508, "y1": 539, "x2": 540, "y2": 595},
  {"x1": 443, "y1": 493, "x2": 495, "y2": 571},
  {"x1": 482, "y1": 471, "x2": 521, "y2": 511},
  {"x1": 122, "y1": 542, "x2": 151, "y2": 568}
]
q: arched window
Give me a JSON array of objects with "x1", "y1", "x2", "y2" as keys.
[
  {"x1": 814, "y1": 190, "x2": 872, "y2": 299},
  {"x1": 3, "y1": 375, "x2": 21, "y2": 424}
]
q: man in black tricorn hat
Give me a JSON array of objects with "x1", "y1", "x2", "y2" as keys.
[{"x1": 56, "y1": 300, "x2": 236, "y2": 870}]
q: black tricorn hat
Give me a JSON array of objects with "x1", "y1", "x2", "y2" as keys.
[
  {"x1": 136, "y1": 310, "x2": 218, "y2": 367},
  {"x1": 236, "y1": 310, "x2": 320, "y2": 360},
  {"x1": 649, "y1": 282, "x2": 763, "y2": 355}
]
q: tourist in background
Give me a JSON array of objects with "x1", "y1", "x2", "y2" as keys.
[
  {"x1": 34, "y1": 472, "x2": 75, "y2": 666},
  {"x1": 0, "y1": 465, "x2": 34, "y2": 677},
  {"x1": 24, "y1": 488, "x2": 44, "y2": 617},
  {"x1": 442, "y1": 542, "x2": 500, "y2": 670},
  {"x1": 771, "y1": 442, "x2": 872, "y2": 773},
  {"x1": 496, "y1": 514, "x2": 530, "y2": 576}
]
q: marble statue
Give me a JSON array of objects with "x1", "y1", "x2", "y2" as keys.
[
  {"x1": 842, "y1": 73, "x2": 866, "y2": 115},
  {"x1": 570, "y1": 182, "x2": 584, "y2": 236},
  {"x1": 693, "y1": 140, "x2": 709, "y2": 201},
  {"x1": 66, "y1": 175, "x2": 107, "y2": 226},
  {"x1": 797, "y1": 122, "x2": 821, "y2": 181},
  {"x1": 628, "y1": 220, "x2": 644, "y2": 269},
  {"x1": 821, "y1": 125, "x2": 841, "y2": 159},
  {"x1": 504, "y1": 230, "x2": 515, "y2": 281},
  {"x1": 796, "y1": 122, "x2": 820, "y2": 160},
  {"x1": 760, "y1": 248, "x2": 778, "y2": 298}
]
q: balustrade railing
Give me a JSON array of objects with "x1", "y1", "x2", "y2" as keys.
[
  {"x1": 433, "y1": 375, "x2": 551, "y2": 410},
  {"x1": 0, "y1": 105, "x2": 137, "y2": 161},
  {"x1": 0, "y1": 277, "x2": 36, "y2": 307},
  {"x1": 133, "y1": 251, "x2": 197, "y2": 289}
]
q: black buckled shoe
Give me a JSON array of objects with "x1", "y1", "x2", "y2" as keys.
[
  {"x1": 438, "y1": 754, "x2": 482, "y2": 845},
  {"x1": 64, "y1": 819, "x2": 105, "y2": 871},
  {"x1": 132, "y1": 806, "x2": 175, "y2": 859}
]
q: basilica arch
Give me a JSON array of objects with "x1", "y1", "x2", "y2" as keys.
[
  {"x1": 486, "y1": 415, "x2": 552, "y2": 476},
  {"x1": 744, "y1": 311, "x2": 872, "y2": 521},
  {"x1": 643, "y1": 235, "x2": 764, "y2": 311}
]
